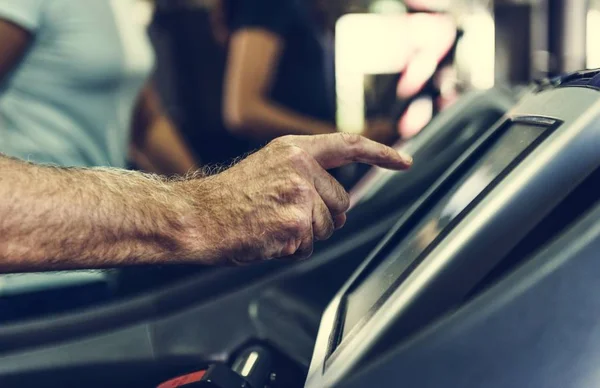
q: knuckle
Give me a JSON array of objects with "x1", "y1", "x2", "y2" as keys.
[
  {"x1": 326, "y1": 216, "x2": 335, "y2": 234},
  {"x1": 331, "y1": 181, "x2": 350, "y2": 212},
  {"x1": 340, "y1": 132, "x2": 362, "y2": 147},
  {"x1": 288, "y1": 208, "x2": 312, "y2": 236},
  {"x1": 281, "y1": 239, "x2": 300, "y2": 257},
  {"x1": 279, "y1": 134, "x2": 297, "y2": 143},
  {"x1": 338, "y1": 190, "x2": 350, "y2": 212},
  {"x1": 270, "y1": 135, "x2": 292, "y2": 147},
  {"x1": 286, "y1": 174, "x2": 306, "y2": 188},
  {"x1": 286, "y1": 145, "x2": 310, "y2": 165},
  {"x1": 322, "y1": 221, "x2": 334, "y2": 239},
  {"x1": 270, "y1": 135, "x2": 301, "y2": 152},
  {"x1": 273, "y1": 175, "x2": 313, "y2": 204},
  {"x1": 315, "y1": 208, "x2": 334, "y2": 240},
  {"x1": 287, "y1": 175, "x2": 312, "y2": 199},
  {"x1": 379, "y1": 145, "x2": 394, "y2": 160}
]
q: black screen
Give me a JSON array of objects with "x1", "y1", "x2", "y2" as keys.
[{"x1": 341, "y1": 123, "x2": 548, "y2": 342}]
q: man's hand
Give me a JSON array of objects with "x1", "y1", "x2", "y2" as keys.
[
  {"x1": 178, "y1": 133, "x2": 412, "y2": 265},
  {"x1": 0, "y1": 134, "x2": 411, "y2": 272}
]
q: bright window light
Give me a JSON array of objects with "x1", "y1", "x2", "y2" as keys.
[
  {"x1": 133, "y1": 0, "x2": 154, "y2": 27},
  {"x1": 587, "y1": 9, "x2": 600, "y2": 68},
  {"x1": 369, "y1": 0, "x2": 407, "y2": 14},
  {"x1": 335, "y1": 13, "x2": 455, "y2": 133},
  {"x1": 456, "y1": 9, "x2": 495, "y2": 89}
]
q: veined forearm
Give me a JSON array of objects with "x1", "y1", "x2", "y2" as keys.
[{"x1": 0, "y1": 155, "x2": 199, "y2": 272}]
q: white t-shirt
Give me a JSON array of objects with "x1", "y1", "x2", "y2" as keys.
[{"x1": 0, "y1": 0, "x2": 155, "y2": 167}]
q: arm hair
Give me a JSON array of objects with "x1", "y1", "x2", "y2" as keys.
[{"x1": 0, "y1": 154, "x2": 206, "y2": 273}]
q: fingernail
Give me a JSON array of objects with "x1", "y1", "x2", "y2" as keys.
[{"x1": 400, "y1": 153, "x2": 413, "y2": 165}]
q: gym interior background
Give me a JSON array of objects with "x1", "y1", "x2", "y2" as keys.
[{"x1": 2, "y1": 0, "x2": 600, "y2": 387}]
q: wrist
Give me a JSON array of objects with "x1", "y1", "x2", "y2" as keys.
[{"x1": 169, "y1": 178, "x2": 225, "y2": 265}]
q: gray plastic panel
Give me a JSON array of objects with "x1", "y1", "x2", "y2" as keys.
[
  {"x1": 351, "y1": 87, "x2": 514, "y2": 206},
  {"x1": 306, "y1": 86, "x2": 600, "y2": 388},
  {"x1": 342, "y1": 201, "x2": 600, "y2": 388}
]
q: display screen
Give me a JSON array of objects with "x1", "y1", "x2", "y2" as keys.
[{"x1": 340, "y1": 123, "x2": 548, "y2": 342}]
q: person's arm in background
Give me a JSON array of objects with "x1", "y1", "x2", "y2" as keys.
[
  {"x1": 222, "y1": 25, "x2": 421, "y2": 146},
  {"x1": 0, "y1": 133, "x2": 412, "y2": 273},
  {"x1": 0, "y1": 20, "x2": 29, "y2": 79},
  {"x1": 130, "y1": 82, "x2": 200, "y2": 176},
  {"x1": 223, "y1": 29, "x2": 336, "y2": 140}
]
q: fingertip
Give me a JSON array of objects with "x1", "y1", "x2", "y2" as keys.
[
  {"x1": 378, "y1": 156, "x2": 413, "y2": 171},
  {"x1": 295, "y1": 236, "x2": 314, "y2": 260},
  {"x1": 400, "y1": 152, "x2": 413, "y2": 166},
  {"x1": 334, "y1": 213, "x2": 347, "y2": 230},
  {"x1": 389, "y1": 151, "x2": 413, "y2": 170}
]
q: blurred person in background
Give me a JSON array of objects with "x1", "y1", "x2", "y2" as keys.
[
  {"x1": 207, "y1": 0, "x2": 457, "y2": 165},
  {"x1": 205, "y1": 0, "x2": 456, "y2": 190},
  {"x1": 220, "y1": 0, "x2": 398, "y2": 155},
  {"x1": 147, "y1": 0, "x2": 457, "y2": 168},
  {"x1": 0, "y1": 0, "x2": 198, "y2": 175}
]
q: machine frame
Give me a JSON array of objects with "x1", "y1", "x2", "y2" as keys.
[{"x1": 306, "y1": 86, "x2": 600, "y2": 388}]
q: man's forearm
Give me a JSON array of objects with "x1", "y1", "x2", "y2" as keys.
[{"x1": 0, "y1": 155, "x2": 203, "y2": 273}]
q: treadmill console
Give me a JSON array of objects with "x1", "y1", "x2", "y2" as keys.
[
  {"x1": 341, "y1": 121, "x2": 552, "y2": 343},
  {"x1": 306, "y1": 70, "x2": 600, "y2": 388},
  {"x1": 349, "y1": 87, "x2": 516, "y2": 208}
]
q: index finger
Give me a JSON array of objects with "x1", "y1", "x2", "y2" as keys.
[{"x1": 292, "y1": 133, "x2": 413, "y2": 170}]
